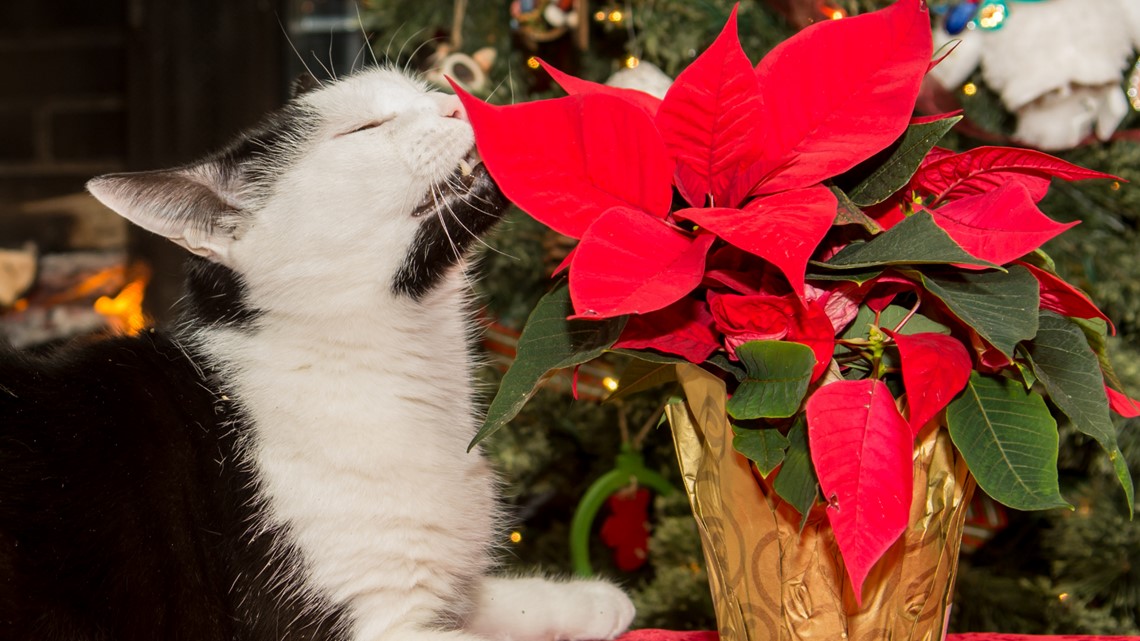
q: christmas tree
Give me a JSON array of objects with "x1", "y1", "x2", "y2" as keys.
[{"x1": 361, "y1": 0, "x2": 1139, "y2": 632}]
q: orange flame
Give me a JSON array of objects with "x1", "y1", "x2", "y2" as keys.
[{"x1": 93, "y1": 263, "x2": 152, "y2": 335}]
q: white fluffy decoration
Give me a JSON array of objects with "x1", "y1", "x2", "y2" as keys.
[
  {"x1": 605, "y1": 61, "x2": 674, "y2": 99},
  {"x1": 930, "y1": 0, "x2": 1140, "y2": 150}
]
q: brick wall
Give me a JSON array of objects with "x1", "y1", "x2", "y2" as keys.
[{"x1": 0, "y1": 1, "x2": 128, "y2": 204}]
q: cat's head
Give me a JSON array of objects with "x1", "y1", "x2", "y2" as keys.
[{"x1": 87, "y1": 68, "x2": 507, "y2": 318}]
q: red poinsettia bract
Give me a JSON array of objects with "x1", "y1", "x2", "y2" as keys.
[{"x1": 455, "y1": 0, "x2": 931, "y2": 319}]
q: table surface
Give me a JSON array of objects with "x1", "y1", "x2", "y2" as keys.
[{"x1": 616, "y1": 629, "x2": 1140, "y2": 641}]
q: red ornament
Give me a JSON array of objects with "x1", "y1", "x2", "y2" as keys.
[{"x1": 600, "y1": 487, "x2": 652, "y2": 572}]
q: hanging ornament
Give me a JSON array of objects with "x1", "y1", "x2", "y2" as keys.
[
  {"x1": 599, "y1": 487, "x2": 652, "y2": 572},
  {"x1": 511, "y1": 0, "x2": 589, "y2": 51},
  {"x1": 944, "y1": 0, "x2": 980, "y2": 35}
]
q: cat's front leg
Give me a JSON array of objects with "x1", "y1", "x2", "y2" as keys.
[{"x1": 463, "y1": 576, "x2": 635, "y2": 641}]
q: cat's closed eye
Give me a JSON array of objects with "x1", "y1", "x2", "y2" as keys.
[{"x1": 341, "y1": 117, "x2": 393, "y2": 136}]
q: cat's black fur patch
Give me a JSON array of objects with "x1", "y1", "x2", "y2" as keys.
[
  {"x1": 178, "y1": 256, "x2": 260, "y2": 330},
  {"x1": 393, "y1": 165, "x2": 507, "y2": 299},
  {"x1": 0, "y1": 332, "x2": 350, "y2": 641},
  {"x1": 0, "y1": 97, "x2": 344, "y2": 639}
]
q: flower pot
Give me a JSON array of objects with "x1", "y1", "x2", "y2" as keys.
[{"x1": 666, "y1": 364, "x2": 975, "y2": 641}]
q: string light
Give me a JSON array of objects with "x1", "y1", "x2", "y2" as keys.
[
  {"x1": 1058, "y1": 592, "x2": 1070, "y2": 602},
  {"x1": 603, "y1": 376, "x2": 620, "y2": 392},
  {"x1": 962, "y1": 82, "x2": 978, "y2": 97},
  {"x1": 819, "y1": 3, "x2": 847, "y2": 20},
  {"x1": 977, "y1": 1, "x2": 1008, "y2": 30},
  {"x1": 594, "y1": 10, "x2": 607, "y2": 21},
  {"x1": 608, "y1": 10, "x2": 624, "y2": 23},
  {"x1": 1112, "y1": 181, "x2": 1122, "y2": 191},
  {"x1": 623, "y1": 55, "x2": 640, "y2": 69},
  {"x1": 526, "y1": 56, "x2": 540, "y2": 69},
  {"x1": 509, "y1": 531, "x2": 523, "y2": 543}
]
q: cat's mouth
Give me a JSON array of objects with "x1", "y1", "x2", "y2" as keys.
[{"x1": 409, "y1": 149, "x2": 504, "y2": 220}]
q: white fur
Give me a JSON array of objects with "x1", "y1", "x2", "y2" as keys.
[{"x1": 132, "y1": 68, "x2": 633, "y2": 641}]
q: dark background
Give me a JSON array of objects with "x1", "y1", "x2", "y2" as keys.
[{"x1": 0, "y1": 0, "x2": 365, "y2": 323}]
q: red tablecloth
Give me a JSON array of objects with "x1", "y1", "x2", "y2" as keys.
[{"x1": 617, "y1": 630, "x2": 1140, "y2": 641}]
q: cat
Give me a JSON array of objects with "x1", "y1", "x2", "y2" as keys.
[{"x1": 0, "y1": 67, "x2": 635, "y2": 641}]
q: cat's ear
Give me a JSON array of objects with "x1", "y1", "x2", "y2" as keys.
[
  {"x1": 87, "y1": 164, "x2": 247, "y2": 265},
  {"x1": 290, "y1": 73, "x2": 322, "y2": 99}
]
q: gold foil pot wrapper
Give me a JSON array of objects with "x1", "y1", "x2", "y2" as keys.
[{"x1": 666, "y1": 364, "x2": 975, "y2": 641}]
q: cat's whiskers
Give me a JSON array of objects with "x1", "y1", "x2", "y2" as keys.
[
  {"x1": 430, "y1": 183, "x2": 465, "y2": 265},
  {"x1": 313, "y1": 52, "x2": 335, "y2": 83},
  {"x1": 352, "y1": 2, "x2": 380, "y2": 70},
  {"x1": 438, "y1": 177, "x2": 513, "y2": 260},
  {"x1": 393, "y1": 28, "x2": 431, "y2": 73},
  {"x1": 279, "y1": 17, "x2": 325, "y2": 89},
  {"x1": 403, "y1": 36, "x2": 445, "y2": 79}
]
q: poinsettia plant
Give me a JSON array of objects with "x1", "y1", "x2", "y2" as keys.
[{"x1": 457, "y1": 0, "x2": 1137, "y2": 602}]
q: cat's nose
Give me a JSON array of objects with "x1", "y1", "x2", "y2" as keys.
[{"x1": 435, "y1": 95, "x2": 467, "y2": 121}]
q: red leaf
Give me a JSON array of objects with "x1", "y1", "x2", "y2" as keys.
[
  {"x1": 806, "y1": 379, "x2": 913, "y2": 605},
  {"x1": 1106, "y1": 386, "x2": 1140, "y2": 418},
  {"x1": 655, "y1": 6, "x2": 767, "y2": 208},
  {"x1": 709, "y1": 292, "x2": 792, "y2": 344},
  {"x1": 709, "y1": 292, "x2": 835, "y2": 380},
  {"x1": 540, "y1": 59, "x2": 663, "y2": 118},
  {"x1": 967, "y1": 329, "x2": 1012, "y2": 372},
  {"x1": 914, "y1": 146, "x2": 1119, "y2": 206},
  {"x1": 883, "y1": 330, "x2": 972, "y2": 435},
  {"x1": 864, "y1": 274, "x2": 917, "y2": 314},
  {"x1": 751, "y1": 0, "x2": 932, "y2": 195},
  {"x1": 676, "y1": 186, "x2": 837, "y2": 297},
  {"x1": 613, "y1": 297, "x2": 720, "y2": 363},
  {"x1": 454, "y1": 85, "x2": 673, "y2": 239},
  {"x1": 569, "y1": 208, "x2": 714, "y2": 318},
  {"x1": 928, "y1": 182, "x2": 1077, "y2": 266},
  {"x1": 1017, "y1": 261, "x2": 1114, "y2": 334}
]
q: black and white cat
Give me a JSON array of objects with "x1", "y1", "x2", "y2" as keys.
[{"x1": 0, "y1": 68, "x2": 635, "y2": 641}]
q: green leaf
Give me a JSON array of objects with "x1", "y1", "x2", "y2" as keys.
[
  {"x1": 605, "y1": 357, "x2": 677, "y2": 402},
  {"x1": 915, "y1": 265, "x2": 1040, "y2": 358},
  {"x1": 608, "y1": 348, "x2": 686, "y2": 365},
  {"x1": 474, "y1": 282, "x2": 626, "y2": 449},
  {"x1": 830, "y1": 185, "x2": 883, "y2": 234},
  {"x1": 848, "y1": 116, "x2": 962, "y2": 207},
  {"x1": 1024, "y1": 312, "x2": 1134, "y2": 514},
  {"x1": 1013, "y1": 347, "x2": 1038, "y2": 389},
  {"x1": 773, "y1": 418, "x2": 819, "y2": 531},
  {"x1": 820, "y1": 211, "x2": 999, "y2": 270},
  {"x1": 706, "y1": 353, "x2": 747, "y2": 381},
  {"x1": 609, "y1": 348, "x2": 748, "y2": 381},
  {"x1": 1071, "y1": 317, "x2": 1130, "y2": 396},
  {"x1": 806, "y1": 268, "x2": 884, "y2": 286},
  {"x1": 1019, "y1": 248, "x2": 1057, "y2": 273},
  {"x1": 842, "y1": 304, "x2": 951, "y2": 341},
  {"x1": 946, "y1": 373, "x2": 1070, "y2": 511},
  {"x1": 725, "y1": 341, "x2": 816, "y2": 420},
  {"x1": 732, "y1": 426, "x2": 789, "y2": 477}
]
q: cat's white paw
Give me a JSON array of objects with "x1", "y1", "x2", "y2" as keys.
[
  {"x1": 555, "y1": 579, "x2": 636, "y2": 641},
  {"x1": 466, "y1": 576, "x2": 635, "y2": 641}
]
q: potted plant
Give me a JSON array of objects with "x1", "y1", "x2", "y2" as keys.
[{"x1": 454, "y1": 0, "x2": 1137, "y2": 638}]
